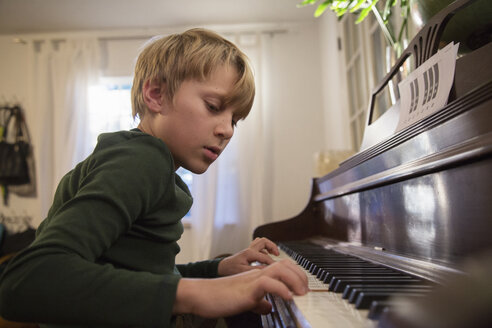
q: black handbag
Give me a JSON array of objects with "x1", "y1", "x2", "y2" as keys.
[{"x1": 0, "y1": 107, "x2": 31, "y2": 186}]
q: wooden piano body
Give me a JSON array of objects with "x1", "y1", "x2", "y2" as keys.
[{"x1": 254, "y1": 0, "x2": 492, "y2": 326}]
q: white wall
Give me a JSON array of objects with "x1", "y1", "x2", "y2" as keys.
[
  {"x1": 0, "y1": 36, "x2": 42, "y2": 229},
  {"x1": 318, "y1": 13, "x2": 352, "y2": 150},
  {"x1": 266, "y1": 24, "x2": 327, "y2": 221}
]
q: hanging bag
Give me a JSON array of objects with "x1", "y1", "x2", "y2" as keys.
[{"x1": 0, "y1": 107, "x2": 31, "y2": 186}]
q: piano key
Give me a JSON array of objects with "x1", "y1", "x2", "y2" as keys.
[
  {"x1": 318, "y1": 266, "x2": 386, "y2": 281},
  {"x1": 367, "y1": 300, "x2": 396, "y2": 320},
  {"x1": 301, "y1": 256, "x2": 366, "y2": 266},
  {"x1": 323, "y1": 270, "x2": 402, "y2": 284},
  {"x1": 342, "y1": 284, "x2": 433, "y2": 299},
  {"x1": 355, "y1": 291, "x2": 429, "y2": 309},
  {"x1": 269, "y1": 248, "x2": 377, "y2": 327},
  {"x1": 313, "y1": 264, "x2": 382, "y2": 276},
  {"x1": 260, "y1": 306, "x2": 277, "y2": 328},
  {"x1": 331, "y1": 277, "x2": 423, "y2": 292},
  {"x1": 269, "y1": 294, "x2": 298, "y2": 328},
  {"x1": 270, "y1": 242, "x2": 440, "y2": 327},
  {"x1": 309, "y1": 260, "x2": 373, "y2": 273},
  {"x1": 316, "y1": 262, "x2": 383, "y2": 272},
  {"x1": 327, "y1": 271, "x2": 408, "y2": 281},
  {"x1": 366, "y1": 296, "x2": 429, "y2": 321},
  {"x1": 367, "y1": 300, "x2": 392, "y2": 320},
  {"x1": 347, "y1": 286, "x2": 433, "y2": 303},
  {"x1": 291, "y1": 290, "x2": 376, "y2": 328}
]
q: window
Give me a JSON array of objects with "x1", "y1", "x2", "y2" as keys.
[
  {"x1": 339, "y1": 9, "x2": 413, "y2": 151},
  {"x1": 340, "y1": 14, "x2": 371, "y2": 151},
  {"x1": 88, "y1": 76, "x2": 137, "y2": 149},
  {"x1": 88, "y1": 77, "x2": 193, "y2": 215}
]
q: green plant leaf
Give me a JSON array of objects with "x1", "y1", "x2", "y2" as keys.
[
  {"x1": 331, "y1": 0, "x2": 347, "y2": 10},
  {"x1": 355, "y1": 0, "x2": 378, "y2": 23},
  {"x1": 333, "y1": 4, "x2": 349, "y2": 17},
  {"x1": 351, "y1": 0, "x2": 368, "y2": 13},
  {"x1": 314, "y1": 0, "x2": 332, "y2": 17},
  {"x1": 297, "y1": 0, "x2": 319, "y2": 8},
  {"x1": 331, "y1": 0, "x2": 350, "y2": 17}
]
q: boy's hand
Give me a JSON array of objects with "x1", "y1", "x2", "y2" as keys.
[
  {"x1": 217, "y1": 237, "x2": 280, "y2": 276},
  {"x1": 173, "y1": 259, "x2": 309, "y2": 318}
]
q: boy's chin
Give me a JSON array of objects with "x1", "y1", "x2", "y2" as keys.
[{"x1": 184, "y1": 163, "x2": 211, "y2": 175}]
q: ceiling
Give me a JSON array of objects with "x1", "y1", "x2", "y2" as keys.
[{"x1": 0, "y1": 0, "x2": 318, "y2": 35}]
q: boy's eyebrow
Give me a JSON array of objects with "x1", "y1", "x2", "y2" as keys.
[{"x1": 202, "y1": 88, "x2": 229, "y2": 101}]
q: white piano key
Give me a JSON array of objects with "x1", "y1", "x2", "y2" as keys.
[{"x1": 267, "y1": 249, "x2": 377, "y2": 328}]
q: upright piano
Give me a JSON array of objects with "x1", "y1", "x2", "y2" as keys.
[{"x1": 253, "y1": 0, "x2": 492, "y2": 327}]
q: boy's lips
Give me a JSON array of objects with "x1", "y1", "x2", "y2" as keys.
[{"x1": 204, "y1": 146, "x2": 221, "y2": 161}]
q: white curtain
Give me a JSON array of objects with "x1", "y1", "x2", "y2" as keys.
[
  {"x1": 29, "y1": 38, "x2": 100, "y2": 218},
  {"x1": 189, "y1": 33, "x2": 275, "y2": 260}
]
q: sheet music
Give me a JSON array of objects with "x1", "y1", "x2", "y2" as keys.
[{"x1": 396, "y1": 42, "x2": 459, "y2": 132}]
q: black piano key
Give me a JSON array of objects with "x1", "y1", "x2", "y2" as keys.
[
  {"x1": 328, "y1": 273, "x2": 413, "y2": 288},
  {"x1": 326, "y1": 270, "x2": 405, "y2": 280},
  {"x1": 342, "y1": 283, "x2": 433, "y2": 299},
  {"x1": 348, "y1": 286, "x2": 433, "y2": 303},
  {"x1": 309, "y1": 257, "x2": 368, "y2": 263},
  {"x1": 331, "y1": 277, "x2": 423, "y2": 292},
  {"x1": 355, "y1": 291, "x2": 429, "y2": 309},
  {"x1": 311, "y1": 260, "x2": 373, "y2": 274},
  {"x1": 314, "y1": 261, "x2": 380, "y2": 270},
  {"x1": 368, "y1": 300, "x2": 393, "y2": 320},
  {"x1": 323, "y1": 269, "x2": 398, "y2": 283},
  {"x1": 318, "y1": 265, "x2": 386, "y2": 281},
  {"x1": 308, "y1": 256, "x2": 365, "y2": 262},
  {"x1": 314, "y1": 260, "x2": 381, "y2": 269},
  {"x1": 367, "y1": 297, "x2": 429, "y2": 320}
]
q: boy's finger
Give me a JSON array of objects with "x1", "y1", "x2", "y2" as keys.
[
  {"x1": 282, "y1": 259, "x2": 309, "y2": 287},
  {"x1": 266, "y1": 261, "x2": 309, "y2": 296},
  {"x1": 257, "y1": 275, "x2": 295, "y2": 301},
  {"x1": 248, "y1": 251, "x2": 275, "y2": 265},
  {"x1": 251, "y1": 237, "x2": 279, "y2": 256}
]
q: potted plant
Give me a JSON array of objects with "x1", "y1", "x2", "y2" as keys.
[
  {"x1": 298, "y1": 0, "x2": 411, "y2": 56},
  {"x1": 299, "y1": 0, "x2": 492, "y2": 54}
]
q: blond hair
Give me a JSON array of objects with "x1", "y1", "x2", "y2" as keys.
[{"x1": 132, "y1": 28, "x2": 255, "y2": 120}]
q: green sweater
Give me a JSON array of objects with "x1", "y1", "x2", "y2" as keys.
[{"x1": 0, "y1": 129, "x2": 221, "y2": 327}]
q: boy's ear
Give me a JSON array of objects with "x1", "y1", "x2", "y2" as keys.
[{"x1": 143, "y1": 79, "x2": 165, "y2": 114}]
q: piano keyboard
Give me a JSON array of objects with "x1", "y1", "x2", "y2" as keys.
[{"x1": 263, "y1": 241, "x2": 436, "y2": 328}]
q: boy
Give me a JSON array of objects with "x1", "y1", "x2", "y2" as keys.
[{"x1": 0, "y1": 28, "x2": 308, "y2": 327}]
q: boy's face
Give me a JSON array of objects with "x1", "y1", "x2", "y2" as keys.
[{"x1": 150, "y1": 65, "x2": 240, "y2": 174}]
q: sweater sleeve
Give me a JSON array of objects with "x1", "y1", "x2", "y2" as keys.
[
  {"x1": 0, "y1": 136, "x2": 182, "y2": 327},
  {"x1": 176, "y1": 258, "x2": 223, "y2": 278}
]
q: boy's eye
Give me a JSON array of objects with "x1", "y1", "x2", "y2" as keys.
[
  {"x1": 232, "y1": 119, "x2": 238, "y2": 128},
  {"x1": 207, "y1": 103, "x2": 220, "y2": 112}
]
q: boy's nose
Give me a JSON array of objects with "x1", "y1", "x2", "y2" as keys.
[{"x1": 215, "y1": 118, "x2": 234, "y2": 140}]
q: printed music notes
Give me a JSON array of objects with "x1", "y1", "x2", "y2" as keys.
[{"x1": 396, "y1": 42, "x2": 459, "y2": 132}]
